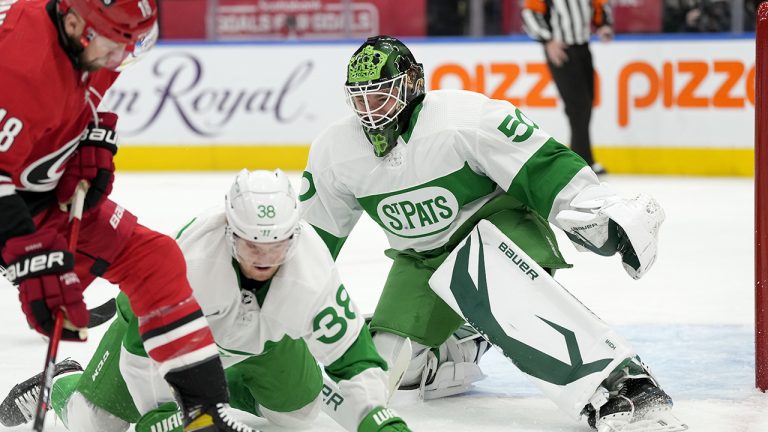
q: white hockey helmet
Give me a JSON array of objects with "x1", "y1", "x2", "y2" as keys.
[{"x1": 225, "y1": 169, "x2": 300, "y2": 267}]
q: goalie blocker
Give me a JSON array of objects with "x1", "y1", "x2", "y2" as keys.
[{"x1": 429, "y1": 219, "x2": 646, "y2": 418}]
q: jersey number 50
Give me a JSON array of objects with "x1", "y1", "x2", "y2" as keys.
[{"x1": 0, "y1": 109, "x2": 23, "y2": 152}]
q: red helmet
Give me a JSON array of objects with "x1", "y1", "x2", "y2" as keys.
[{"x1": 58, "y1": 0, "x2": 157, "y2": 45}]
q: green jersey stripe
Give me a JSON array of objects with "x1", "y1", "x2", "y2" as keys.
[{"x1": 507, "y1": 138, "x2": 588, "y2": 218}]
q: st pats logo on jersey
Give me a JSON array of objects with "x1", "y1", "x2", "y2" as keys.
[{"x1": 376, "y1": 187, "x2": 459, "y2": 238}]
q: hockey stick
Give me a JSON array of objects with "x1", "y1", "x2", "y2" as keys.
[
  {"x1": 32, "y1": 181, "x2": 88, "y2": 432},
  {"x1": 87, "y1": 297, "x2": 117, "y2": 328},
  {"x1": 361, "y1": 312, "x2": 413, "y2": 402},
  {"x1": 0, "y1": 269, "x2": 115, "y2": 328},
  {"x1": 386, "y1": 337, "x2": 412, "y2": 403}
]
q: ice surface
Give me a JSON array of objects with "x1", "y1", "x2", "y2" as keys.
[{"x1": 0, "y1": 173, "x2": 760, "y2": 431}]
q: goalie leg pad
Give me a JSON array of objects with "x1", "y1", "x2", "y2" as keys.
[{"x1": 429, "y1": 219, "x2": 637, "y2": 418}]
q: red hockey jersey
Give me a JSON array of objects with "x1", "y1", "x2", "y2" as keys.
[{"x1": 0, "y1": 0, "x2": 118, "y2": 198}]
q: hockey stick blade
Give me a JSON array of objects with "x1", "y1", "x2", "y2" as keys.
[
  {"x1": 0, "y1": 276, "x2": 116, "y2": 329},
  {"x1": 87, "y1": 298, "x2": 117, "y2": 328}
]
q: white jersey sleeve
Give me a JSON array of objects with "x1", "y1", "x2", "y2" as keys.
[
  {"x1": 303, "y1": 270, "x2": 367, "y2": 365},
  {"x1": 294, "y1": 227, "x2": 389, "y2": 431},
  {"x1": 299, "y1": 116, "x2": 367, "y2": 254},
  {"x1": 461, "y1": 94, "x2": 602, "y2": 224},
  {"x1": 306, "y1": 279, "x2": 388, "y2": 431}
]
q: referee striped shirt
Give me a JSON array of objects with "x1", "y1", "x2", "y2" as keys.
[{"x1": 522, "y1": 0, "x2": 612, "y2": 45}]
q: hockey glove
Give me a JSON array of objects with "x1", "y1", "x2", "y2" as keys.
[
  {"x1": 57, "y1": 112, "x2": 118, "y2": 213},
  {"x1": 555, "y1": 184, "x2": 665, "y2": 280},
  {"x1": 359, "y1": 407, "x2": 411, "y2": 432},
  {"x1": 1, "y1": 229, "x2": 88, "y2": 340}
]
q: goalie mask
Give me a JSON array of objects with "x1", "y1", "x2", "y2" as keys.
[
  {"x1": 225, "y1": 169, "x2": 301, "y2": 270},
  {"x1": 345, "y1": 35, "x2": 425, "y2": 157}
]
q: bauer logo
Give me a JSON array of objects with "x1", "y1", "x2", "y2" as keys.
[{"x1": 376, "y1": 187, "x2": 458, "y2": 238}]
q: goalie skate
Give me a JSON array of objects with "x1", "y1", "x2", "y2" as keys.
[
  {"x1": 0, "y1": 358, "x2": 83, "y2": 427},
  {"x1": 597, "y1": 412, "x2": 688, "y2": 432},
  {"x1": 589, "y1": 379, "x2": 688, "y2": 432}
]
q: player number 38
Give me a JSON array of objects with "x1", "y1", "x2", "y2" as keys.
[
  {"x1": 313, "y1": 285, "x2": 357, "y2": 344},
  {"x1": 0, "y1": 108, "x2": 23, "y2": 152},
  {"x1": 257, "y1": 204, "x2": 275, "y2": 218}
]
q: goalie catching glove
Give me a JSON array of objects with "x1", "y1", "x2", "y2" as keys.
[{"x1": 554, "y1": 184, "x2": 665, "y2": 280}]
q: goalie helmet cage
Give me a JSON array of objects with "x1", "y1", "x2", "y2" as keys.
[{"x1": 756, "y1": 0, "x2": 768, "y2": 392}]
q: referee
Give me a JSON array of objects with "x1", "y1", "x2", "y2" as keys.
[{"x1": 522, "y1": 0, "x2": 613, "y2": 174}]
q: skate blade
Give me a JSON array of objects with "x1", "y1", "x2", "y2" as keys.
[{"x1": 597, "y1": 410, "x2": 688, "y2": 432}]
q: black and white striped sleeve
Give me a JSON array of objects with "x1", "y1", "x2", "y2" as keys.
[{"x1": 522, "y1": 0, "x2": 552, "y2": 42}]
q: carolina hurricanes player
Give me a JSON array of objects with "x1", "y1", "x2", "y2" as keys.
[
  {"x1": 1, "y1": 169, "x2": 412, "y2": 432},
  {"x1": 0, "y1": 1, "x2": 252, "y2": 431}
]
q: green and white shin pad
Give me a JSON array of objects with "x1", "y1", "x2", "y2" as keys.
[{"x1": 429, "y1": 219, "x2": 636, "y2": 419}]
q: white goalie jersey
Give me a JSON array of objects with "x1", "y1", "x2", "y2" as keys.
[
  {"x1": 301, "y1": 89, "x2": 663, "y2": 279},
  {"x1": 300, "y1": 89, "x2": 601, "y2": 253}
]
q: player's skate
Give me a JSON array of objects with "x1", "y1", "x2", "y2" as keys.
[
  {"x1": 399, "y1": 324, "x2": 491, "y2": 400},
  {"x1": 182, "y1": 402, "x2": 258, "y2": 432},
  {"x1": 0, "y1": 358, "x2": 83, "y2": 427},
  {"x1": 584, "y1": 378, "x2": 687, "y2": 432}
]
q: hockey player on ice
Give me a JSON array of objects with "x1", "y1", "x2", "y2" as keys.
[
  {"x1": 0, "y1": 169, "x2": 411, "y2": 432},
  {"x1": 299, "y1": 35, "x2": 687, "y2": 431},
  {"x1": 0, "y1": 0, "x2": 251, "y2": 430}
]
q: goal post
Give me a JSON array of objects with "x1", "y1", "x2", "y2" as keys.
[{"x1": 755, "y1": 0, "x2": 768, "y2": 392}]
